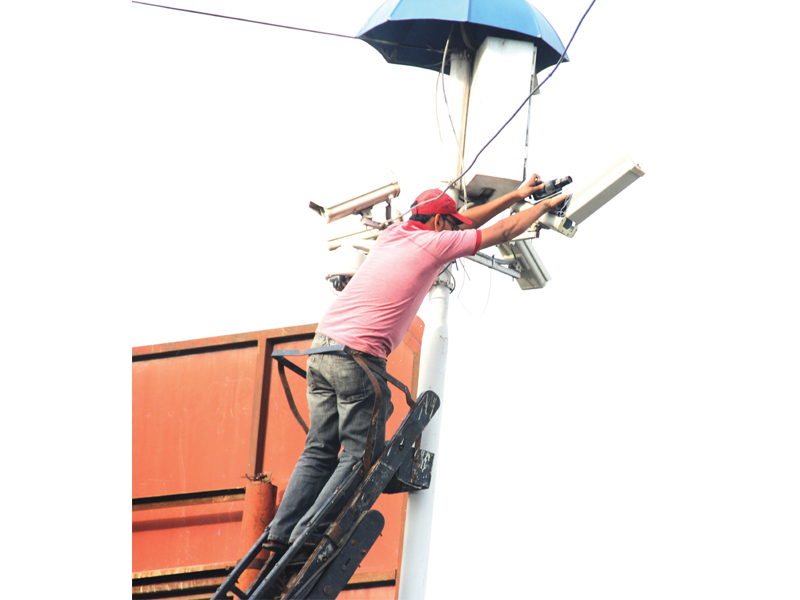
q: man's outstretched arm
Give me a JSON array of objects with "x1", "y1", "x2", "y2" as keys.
[
  {"x1": 478, "y1": 194, "x2": 568, "y2": 250},
  {"x1": 459, "y1": 173, "x2": 545, "y2": 229}
]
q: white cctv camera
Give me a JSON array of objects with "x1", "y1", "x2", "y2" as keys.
[
  {"x1": 309, "y1": 182, "x2": 401, "y2": 225},
  {"x1": 324, "y1": 245, "x2": 367, "y2": 295},
  {"x1": 463, "y1": 157, "x2": 645, "y2": 290},
  {"x1": 464, "y1": 242, "x2": 550, "y2": 290},
  {"x1": 496, "y1": 238, "x2": 551, "y2": 290},
  {"x1": 532, "y1": 157, "x2": 645, "y2": 238}
]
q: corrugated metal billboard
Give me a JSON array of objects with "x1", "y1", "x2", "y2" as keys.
[{"x1": 133, "y1": 321, "x2": 423, "y2": 599}]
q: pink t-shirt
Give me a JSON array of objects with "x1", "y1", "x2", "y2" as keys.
[{"x1": 317, "y1": 221, "x2": 481, "y2": 358}]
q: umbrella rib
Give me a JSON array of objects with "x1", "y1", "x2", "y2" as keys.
[{"x1": 361, "y1": 36, "x2": 445, "y2": 54}]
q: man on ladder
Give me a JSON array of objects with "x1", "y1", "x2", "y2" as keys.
[{"x1": 265, "y1": 174, "x2": 566, "y2": 555}]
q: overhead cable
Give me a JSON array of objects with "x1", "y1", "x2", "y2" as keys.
[{"x1": 132, "y1": 1, "x2": 443, "y2": 55}]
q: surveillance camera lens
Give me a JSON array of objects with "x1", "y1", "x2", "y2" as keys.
[{"x1": 330, "y1": 275, "x2": 351, "y2": 292}]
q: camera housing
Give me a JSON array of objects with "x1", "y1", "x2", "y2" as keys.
[
  {"x1": 310, "y1": 179, "x2": 401, "y2": 294},
  {"x1": 309, "y1": 182, "x2": 400, "y2": 225},
  {"x1": 477, "y1": 157, "x2": 645, "y2": 289},
  {"x1": 534, "y1": 157, "x2": 645, "y2": 238},
  {"x1": 497, "y1": 238, "x2": 551, "y2": 289}
]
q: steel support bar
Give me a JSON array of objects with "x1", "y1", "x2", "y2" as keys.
[{"x1": 463, "y1": 252, "x2": 521, "y2": 278}]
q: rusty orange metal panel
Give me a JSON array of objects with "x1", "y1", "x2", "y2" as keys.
[
  {"x1": 133, "y1": 346, "x2": 258, "y2": 499},
  {"x1": 133, "y1": 501, "x2": 246, "y2": 572},
  {"x1": 339, "y1": 586, "x2": 398, "y2": 600},
  {"x1": 132, "y1": 320, "x2": 423, "y2": 598}
]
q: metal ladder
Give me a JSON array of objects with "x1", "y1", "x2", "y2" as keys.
[{"x1": 210, "y1": 349, "x2": 439, "y2": 600}]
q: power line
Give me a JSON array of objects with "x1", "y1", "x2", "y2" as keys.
[{"x1": 132, "y1": 2, "x2": 442, "y2": 55}]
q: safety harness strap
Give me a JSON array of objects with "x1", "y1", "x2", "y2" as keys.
[{"x1": 271, "y1": 344, "x2": 418, "y2": 463}]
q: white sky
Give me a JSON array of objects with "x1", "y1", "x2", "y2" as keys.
[{"x1": 4, "y1": 0, "x2": 799, "y2": 597}]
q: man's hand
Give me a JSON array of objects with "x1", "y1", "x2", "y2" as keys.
[
  {"x1": 479, "y1": 191, "x2": 569, "y2": 250},
  {"x1": 460, "y1": 172, "x2": 550, "y2": 229},
  {"x1": 516, "y1": 173, "x2": 546, "y2": 200},
  {"x1": 544, "y1": 194, "x2": 570, "y2": 213}
]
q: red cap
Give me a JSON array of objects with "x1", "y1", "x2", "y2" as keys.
[{"x1": 411, "y1": 189, "x2": 472, "y2": 225}]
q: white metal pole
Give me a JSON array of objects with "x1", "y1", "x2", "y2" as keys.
[
  {"x1": 398, "y1": 52, "x2": 472, "y2": 600},
  {"x1": 397, "y1": 270, "x2": 453, "y2": 600}
]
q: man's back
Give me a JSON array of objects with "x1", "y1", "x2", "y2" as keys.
[{"x1": 317, "y1": 220, "x2": 480, "y2": 358}]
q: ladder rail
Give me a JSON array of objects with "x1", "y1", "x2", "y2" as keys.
[
  {"x1": 248, "y1": 466, "x2": 365, "y2": 599},
  {"x1": 210, "y1": 529, "x2": 270, "y2": 600},
  {"x1": 267, "y1": 391, "x2": 440, "y2": 600}
]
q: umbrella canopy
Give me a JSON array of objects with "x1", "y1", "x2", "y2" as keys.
[{"x1": 357, "y1": 0, "x2": 568, "y2": 74}]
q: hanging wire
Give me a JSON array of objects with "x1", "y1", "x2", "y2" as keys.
[
  {"x1": 434, "y1": 24, "x2": 468, "y2": 205},
  {"x1": 455, "y1": 255, "x2": 495, "y2": 318},
  {"x1": 440, "y1": 45, "x2": 462, "y2": 157},
  {"x1": 434, "y1": 25, "x2": 455, "y2": 147}
]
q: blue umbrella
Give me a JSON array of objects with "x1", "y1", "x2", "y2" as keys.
[{"x1": 357, "y1": 0, "x2": 568, "y2": 74}]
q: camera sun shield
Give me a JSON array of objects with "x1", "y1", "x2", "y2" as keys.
[{"x1": 563, "y1": 157, "x2": 645, "y2": 225}]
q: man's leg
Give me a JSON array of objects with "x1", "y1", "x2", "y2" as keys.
[
  {"x1": 288, "y1": 352, "x2": 390, "y2": 543},
  {"x1": 267, "y1": 351, "x2": 340, "y2": 544}
]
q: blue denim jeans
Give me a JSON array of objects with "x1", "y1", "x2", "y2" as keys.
[{"x1": 267, "y1": 334, "x2": 391, "y2": 544}]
